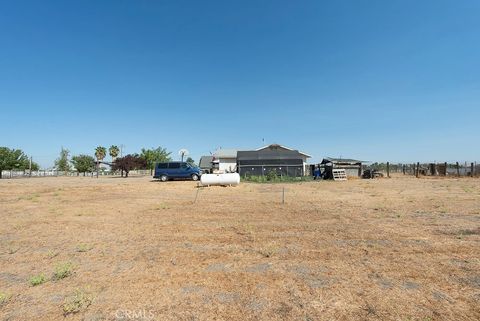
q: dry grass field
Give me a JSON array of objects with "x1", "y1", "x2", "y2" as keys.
[{"x1": 1, "y1": 175, "x2": 479, "y2": 321}]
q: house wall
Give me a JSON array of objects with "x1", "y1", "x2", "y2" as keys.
[
  {"x1": 218, "y1": 157, "x2": 237, "y2": 173},
  {"x1": 344, "y1": 167, "x2": 361, "y2": 177},
  {"x1": 333, "y1": 165, "x2": 362, "y2": 177}
]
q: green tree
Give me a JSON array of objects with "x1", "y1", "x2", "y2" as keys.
[
  {"x1": 111, "y1": 154, "x2": 147, "y2": 177},
  {"x1": 140, "y1": 147, "x2": 172, "y2": 175},
  {"x1": 95, "y1": 146, "x2": 107, "y2": 162},
  {"x1": 71, "y1": 155, "x2": 95, "y2": 176},
  {"x1": 0, "y1": 147, "x2": 30, "y2": 178},
  {"x1": 55, "y1": 147, "x2": 70, "y2": 171},
  {"x1": 94, "y1": 146, "x2": 107, "y2": 178},
  {"x1": 186, "y1": 157, "x2": 196, "y2": 166},
  {"x1": 109, "y1": 145, "x2": 120, "y2": 161},
  {"x1": 31, "y1": 161, "x2": 40, "y2": 171}
]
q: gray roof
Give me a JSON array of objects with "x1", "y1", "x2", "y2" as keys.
[
  {"x1": 213, "y1": 149, "x2": 238, "y2": 158},
  {"x1": 256, "y1": 144, "x2": 311, "y2": 157},
  {"x1": 199, "y1": 156, "x2": 214, "y2": 169},
  {"x1": 237, "y1": 149, "x2": 306, "y2": 161},
  {"x1": 322, "y1": 157, "x2": 363, "y2": 165}
]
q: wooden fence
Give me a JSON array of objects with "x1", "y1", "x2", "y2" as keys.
[{"x1": 374, "y1": 162, "x2": 479, "y2": 178}]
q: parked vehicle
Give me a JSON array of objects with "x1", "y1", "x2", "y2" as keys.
[
  {"x1": 362, "y1": 169, "x2": 384, "y2": 179},
  {"x1": 154, "y1": 162, "x2": 201, "y2": 182}
]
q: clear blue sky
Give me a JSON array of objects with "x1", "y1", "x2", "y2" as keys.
[{"x1": 1, "y1": 0, "x2": 479, "y2": 168}]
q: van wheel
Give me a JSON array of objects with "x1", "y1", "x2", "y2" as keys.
[
  {"x1": 160, "y1": 175, "x2": 168, "y2": 182},
  {"x1": 191, "y1": 174, "x2": 199, "y2": 181}
]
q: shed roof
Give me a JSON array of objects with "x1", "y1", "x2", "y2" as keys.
[
  {"x1": 321, "y1": 157, "x2": 363, "y2": 165},
  {"x1": 237, "y1": 149, "x2": 306, "y2": 161}
]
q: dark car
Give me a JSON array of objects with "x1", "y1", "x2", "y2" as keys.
[{"x1": 154, "y1": 162, "x2": 201, "y2": 182}]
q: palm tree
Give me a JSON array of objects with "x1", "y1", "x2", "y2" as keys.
[
  {"x1": 95, "y1": 146, "x2": 107, "y2": 162},
  {"x1": 109, "y1": 145, "x2": 120, "y2": 162},
  {"x1": 95, "y1": 146, "x2": 107, "y2": 178}
]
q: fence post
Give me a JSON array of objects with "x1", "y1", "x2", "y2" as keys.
[
  {"x1": 402, "y1": 164, "x2": 405, "y2": 175},
  {"x1": 282, "y1": 187, "x2": 285, "y2": 204},
  {"x1": 471, "y1": 162, "x2": 474, "y2": 177},
  {"x1": 456, "y1": 162, "x2": 460, "y2": 177},
  {"x1": 194, "y1": 187, "x2": 200, "y2": 203},
  {"x1": 416, "y1": 162, "x2": 420, "y2": 178},
  {"x1": 444, "y1": 162, "x2": 447, "y2": 176},
  {"x1": 387, "y1": 162, "x2": 390, "y2": 178}
]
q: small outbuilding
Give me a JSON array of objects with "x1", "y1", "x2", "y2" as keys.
[
  {"x1": 320, "y1": 157, "x2": 363, "y2": 178},
  {"x1": 237, "y1": 144, "x2": 311, "y2": 177},
  {"x1": 198, "y1": 156, "x2": 214, "y2": 173}
]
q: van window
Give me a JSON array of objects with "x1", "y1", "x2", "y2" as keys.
[
  {"x1": 168, "y1": 163, "x2": 180, "y2": 169},
  {"x1": 181, "y1": 163, "x2": 188, "y2": 168},
  {"x1": 157, "y1": 163, "x2": 167, "y2": 168}
]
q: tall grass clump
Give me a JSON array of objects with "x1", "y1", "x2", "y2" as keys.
[
  {"x1": 243, "y1": 170, "x2": 312, "y2": 183},
  {"x1": 53, "y1": 262, "x2": 74, "y2": 280}
]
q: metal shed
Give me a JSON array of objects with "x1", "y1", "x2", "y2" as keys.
[{"x1": 321, "y1": 157, "x2": 363, "y2": 178}]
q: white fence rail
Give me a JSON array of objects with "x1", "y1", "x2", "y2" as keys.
[{"x1": 0, "y1": 170, "x2": 152, "y2": 179}]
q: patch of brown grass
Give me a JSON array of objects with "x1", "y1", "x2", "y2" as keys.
[{"x1": 0, "y1": 176, "x2": 479, "y2": 320}]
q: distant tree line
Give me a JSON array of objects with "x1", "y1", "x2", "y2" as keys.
[
  {"x1": 0, "y1": 147, "x2": 39, "y2": 178},
  {"x1": 53, "y1": 145, "x2": 173, "y2": 177},
  {"x1": 0, "y1": 145, "x2": 179, "y2": 179},
  {"x1": 366, "y1": 162, "x2": 402, "y2": 171}
]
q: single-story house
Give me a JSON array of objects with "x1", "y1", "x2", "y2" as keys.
[
  {"x1": 237, "y1": 144, "x2": 311, "y2": 177},
  {"x1": 212, "y1": 149, "x2": 238, "y2": 173},
  {"x1": 320, "y1": 157, "x2": 363, "y2": 178}
]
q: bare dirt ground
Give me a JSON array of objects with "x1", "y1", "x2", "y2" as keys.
[{"x1": 0, "y1": 175, "x2": 479, "y2": 321}]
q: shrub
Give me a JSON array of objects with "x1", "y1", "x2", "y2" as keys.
[
  {"x1": 29, "y1": 274, "x2": 46, "y2": 286},
  {"x1": 46, "y1": 249, "x2": 59, "y2": 259},
  {"x1": 265, "y1": 170, "x2": 278, "y2": 181},
  {"x1": 0, "y1": 292, "x2": 10, "y2": 306},
  {"x1": 53, "y1": 262, "x2": 73, "y2": 280},
  {"x1": 63, "y1": 289, "x2": 93, "y2": 315},
  {"x1": 243, "y1": 175, "x2": 312, "y2": 183}
]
